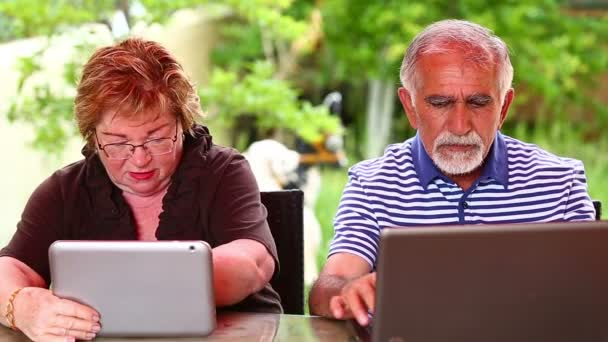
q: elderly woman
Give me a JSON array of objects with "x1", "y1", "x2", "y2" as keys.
[{"x1": 0, "y1": 38, "x2": 280, "y2": 341}]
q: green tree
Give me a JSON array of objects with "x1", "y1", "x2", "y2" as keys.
[
  {"x1": 319, "y1": 0, "x2": 608, "y2": 157},
  {"x1": 0, "y1": 0, "x2": 112, "y2": 40},
  {"x1": 3, "y1": 0, "x2": 342, "y2": 153},
  {"x1": 200, "y1": 61, "x2": 342, "y2": 148},
  {"x1": 3, "y1": 1, "x2": 607, "y2": 156}
]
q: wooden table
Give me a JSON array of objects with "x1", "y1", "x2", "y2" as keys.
[{"x1": 0, "y1": 312, "x2": 361, "y2": 341}]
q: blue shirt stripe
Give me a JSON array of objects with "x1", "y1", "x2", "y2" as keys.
[{"x1": 329, "y1": 132, "x2": 596, "y2": 268}]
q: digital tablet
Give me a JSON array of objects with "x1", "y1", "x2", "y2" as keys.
[{"x1": 49, "y1": 240, "x2": 215, "y2": 337}]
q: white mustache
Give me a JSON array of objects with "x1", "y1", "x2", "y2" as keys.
[{"x1": 434, "y1": 132, "x2": 483, "y2": 149}]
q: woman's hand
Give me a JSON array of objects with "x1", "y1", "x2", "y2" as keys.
[{"x1": 13, "y1": 287, "x2": 100, "y2": 342}]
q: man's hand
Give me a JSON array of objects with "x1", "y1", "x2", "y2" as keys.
[
  {"x1": 329, "y1": 272, "x2": 376, "y2": 326},
  {"x1": 14, "y1": 287, "x2": 100, "y2": 342},
  {"x1": 308, "y1": 253, "x2": 373, "y2": 323}
]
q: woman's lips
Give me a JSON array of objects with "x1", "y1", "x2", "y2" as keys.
[{"x1": 129, "y1": 170, "x2": 155, "y2": 180}]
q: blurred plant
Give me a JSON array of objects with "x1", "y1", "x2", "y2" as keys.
[
  {"x1": 319, "y1": 0, "x2": 608, "y2": 156},
  {"x1": 0, "y1": 0, "x2": 112, "y2": 39},
  {"x1": 200, "y1": 61, "x2": 342, "y2": 147},
  {"x1": 3, "y1": 0, "x2": 342, "y2": 155},
  {"x1": 199, "y1": 0, "x2": 343, "y2": 148},
  {"x1": 6, "y1": 26, "x2": 114, "y2": 153},
  {"x1": 3, "y1": 0, "x2": 606, "y2": 157}
]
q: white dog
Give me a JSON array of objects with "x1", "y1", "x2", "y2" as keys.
[{"x1": 244, "y1": 139, "x2": 322, "y2": 286}]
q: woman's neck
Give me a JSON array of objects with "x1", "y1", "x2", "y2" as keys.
[
  {"x1": 122, "y1": 187, "x2": 169, "y2": 209},
  {"x1": 122, "y1": 187, "x2": 169, "y2": 241}
]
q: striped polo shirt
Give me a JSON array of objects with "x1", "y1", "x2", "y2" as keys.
[{"x1": 329, "y1": 132, "x2": 596, "y2": 268}]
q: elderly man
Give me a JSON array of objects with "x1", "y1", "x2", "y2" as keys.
[{"x1": 308, "y1": 19, "x2": 595, "y2": 326}]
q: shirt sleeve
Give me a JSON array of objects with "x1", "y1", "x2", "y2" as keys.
[
  {"x1": 328, "y1": 167, "x2": 381, "y2": 269},
  {"x1": 563, "y1": 160, "x2": 596, "y2": 221},
  {"x1": 0, "y1": 174, "x2": 64, "y2": 284},
  {"x1": 207, "y1": 151, "x2": 279, "y2": 267}
]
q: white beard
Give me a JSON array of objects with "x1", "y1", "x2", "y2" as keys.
[{"x1": 431, "y1": 131, "x2": 485, "y2": 175}]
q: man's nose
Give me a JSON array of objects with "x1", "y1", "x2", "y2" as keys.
[
  {"x1": 446, "y1": 103, "x2": 472, "y2": 136},
  {"x1": 130, "y1": 146, "x2": 152, "y2": 167}
]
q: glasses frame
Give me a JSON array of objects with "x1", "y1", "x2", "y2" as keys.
[{"x1": 95, "y1": 119, "x2": 179, "y2": 160}]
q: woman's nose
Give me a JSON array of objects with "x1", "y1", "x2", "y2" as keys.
[{"x1": 130, "y1": 146, "x2": 152, "y2": 166}]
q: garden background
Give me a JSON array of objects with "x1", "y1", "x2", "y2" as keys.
[{"x1": 1, "y1": 0, "x2": 607, "y2": 305}]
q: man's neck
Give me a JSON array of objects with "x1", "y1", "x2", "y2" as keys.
[{"x1": 448, "y1": 169, "x2": 482, "y2": 191}]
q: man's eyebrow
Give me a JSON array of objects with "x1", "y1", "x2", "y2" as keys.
[
  {"x1": 425, "y1": 95, "x2": 456, "y2": 103},
  {"x1": 466, "y1": 94, "x2": 493, "y2": 103}
]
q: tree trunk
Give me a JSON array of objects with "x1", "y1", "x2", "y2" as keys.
[{"x1": 365, "y1": 79, "x2": 395, "y2": 159}]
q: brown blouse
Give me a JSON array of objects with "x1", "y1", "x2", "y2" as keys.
[{"x1": 0, "y1": 125, "x2": 282, "y2": 313}]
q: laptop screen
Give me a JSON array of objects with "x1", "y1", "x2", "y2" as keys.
[{"x1": 370, "y1": 221, "x2": 608, "y2": 342}]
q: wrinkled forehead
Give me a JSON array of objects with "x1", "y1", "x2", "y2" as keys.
[
  {"x1": 413, "y1": 49, "x2": 502, "y2": 96},
  {"x1": 419, "y1": 41, "x2": 499, "y2": 72},
  {"x1": 97, "y1": 104, "x2": 173, "y2": 130},
  {"x1": 97, "y1": 89, "x2": 174, "y2": 125}
]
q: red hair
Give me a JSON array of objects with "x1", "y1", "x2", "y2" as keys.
[{"x1": 74, "y1": 38, "x2": 202, "y2": 148}]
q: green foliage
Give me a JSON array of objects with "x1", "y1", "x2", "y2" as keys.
[
  {"x1": 200, "y1": 61, "x2": 342, "y2": 144},
  {"x1": 0, "y1": 0, "x2": 113, "y2": 40},
  {"x1": 320, "y1": 0, "x2": 608, "y2": 142},
  {"x1": 137, "y1": 0, "x2": 308, "y2": 40},
  {"x1": 211, "y1": 20, "x2": 264, "y2": 69},
  {"x1": 6, "y1": 31, "x2": 110, "y2": 153},
  {"x1": 321, "y1": 1, "x2": 436, "y2": 81},
  {"x1": 2, "y1": 0, "x2": 607, "y2": 161},
  {"x1": 223, "y1": 0, "x2": 307, "y2": 41},
  {"x1": 3, "y1": 0, "x2": 337, "y2": 155},
  {"x1": 203, "y1": 1, "x2": 340, "y2": 147},
  {"x1": 136, "y1": 0, "x2": 212, "y2": 23},
  {"x1": 9, "y1": 88, "x2": 75, "y2": 154},
  {"x1": 209, "y1": 0, "x2": 310, "y2": 70},
  {"x1": 314, "y1": 167, "x2": 347, "y2": 267}
]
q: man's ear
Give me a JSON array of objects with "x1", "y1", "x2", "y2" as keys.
[
  {"x1": 398, "y1": 87, "x2": 418, "y2": 129},
  {"x1": 498, "y1": 88, "x2": 514, "y2": 129}
]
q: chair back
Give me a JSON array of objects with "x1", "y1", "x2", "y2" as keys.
[
  {"x1": 593, "y1": 200, "x2": 602, "y2": 221},
  {"x1": 261, "y1": 190, "x2": 305, "y2": 315}
]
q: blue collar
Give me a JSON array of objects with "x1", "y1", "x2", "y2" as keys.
[{"x1": 411, "y1": 132, "x2": 509, "y2": 188}]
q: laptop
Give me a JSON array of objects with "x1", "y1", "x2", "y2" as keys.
[
  {"x1": 49, "y1": 240, "x2": 216, "y2": 337},
  {"x1": 365, "y1": 221, "x2": 608, "y2": 342}
]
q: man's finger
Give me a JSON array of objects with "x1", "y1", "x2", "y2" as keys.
[
  {"x1": 329, "y1": 296, "x2": 346, "y2": 318},
  {"x1": 343, "y1": 290, "x2": 369, "y2": 326},
  {"x1": 369, "y1": 272, "x2": 377, "y2": 290},
  {"x1": 360, "y1": 277, "x2": 376, "y2": 314}
]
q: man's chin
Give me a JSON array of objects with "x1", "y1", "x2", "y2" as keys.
[
  {"x1": 440, "y1": 167, "x2": 479, "y2": 177},
  {"x1": 433, "y1": 155, "x2": 483, "y2": 176}
]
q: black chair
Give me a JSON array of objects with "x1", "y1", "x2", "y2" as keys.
[
  {"x1": 593, "y1": 200, "x2": 602, "y2": 221},
  {"x1": 261, "y1": 190, "x2": 305, "y2": 315}
]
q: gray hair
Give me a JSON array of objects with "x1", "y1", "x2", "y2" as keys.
[{"x1": 399, "y1": 19, "x2": 513, "y2": 103}]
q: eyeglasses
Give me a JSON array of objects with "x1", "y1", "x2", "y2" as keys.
[{"x1": 95, "y1": 121, "x2": 179, "y2": 160}]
